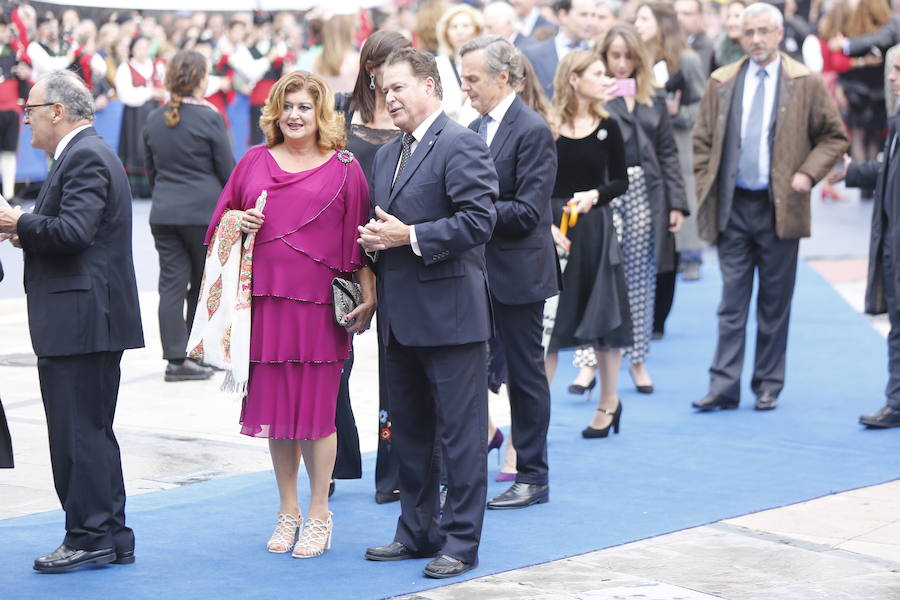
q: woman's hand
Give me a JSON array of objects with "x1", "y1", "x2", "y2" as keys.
[
  {"x1": 668, "y1": 210, "x2": 685, "y2": 233},
  {"x1": 569, "y1": 190, "x2": 598, "y2": 214},
  {"x1": 665, "y1": 89, "x2": 682, "y2": 117},
  {"x1": 551, "y1": 224, "x2": 571, "y2": 253},
  {"x1": 343, "y1": 300, "x2": 376, "y2": 334},
  {"x1": 240, "y1": 208, "x2": 265, "y2": 234}
]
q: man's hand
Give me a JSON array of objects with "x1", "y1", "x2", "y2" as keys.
[
  {"x1": 357, "y1": 206, "x2": 411, "y2": 252},
  {"x1": 791, "y1": 172, "x2": 814, "y2": 193},
  {"x1": 0, "y1": 206, "x2": 22, "y2": 234},
  {"x1": 668, "y1": 210, "x2": 685, "y2": 233},
  {"x1": 828, "y1": 153, "x2": 852, "y2": 185}
]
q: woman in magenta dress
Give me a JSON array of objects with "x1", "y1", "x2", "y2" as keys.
[{"x1": 206, "y1": 71, "x2": 375, "y2": 559}]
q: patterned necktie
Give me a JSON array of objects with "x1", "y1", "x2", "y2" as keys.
[
  {"x1": 737, "y1": 69, "x2": 768, "y2": 188},
  {"x1": 477, "y1": 114, "x2": 493, "y2": 144},
  {"x1": 393, "y1": 132, "x2": 415, "y2": 188}
]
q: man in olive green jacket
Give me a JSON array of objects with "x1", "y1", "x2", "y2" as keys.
[{"x1": 691, "y1": 2, "x2": 848, "y2": 413}]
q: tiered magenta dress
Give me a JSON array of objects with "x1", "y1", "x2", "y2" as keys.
[{"x1": 206, "y1": 145, "x2": 369, "y2": 440}]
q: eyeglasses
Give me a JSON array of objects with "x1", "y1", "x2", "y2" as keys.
[
  {"x1": 743, "y1": 27, "x2": 777, "y2": 38},
  {"x1": 23, "y1": 103, "x2": 55, "y2": 117}
]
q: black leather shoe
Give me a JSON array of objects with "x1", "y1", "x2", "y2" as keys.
[
  {"x1": 423, "y1": 554, "x2": 477, "y2": 579},
  {"x1": 754, "y1": 391, "x2": 778, "y2": 411},
  {"x1": 859, "y1": 404, "x2": 900, "y2": 428},
  {"x1": 364, "y1": 541, "x2": 435, "y2": 562},
  {"x1": 113, "y1": 549, "x2": 135, "y2": 565},
  {"x1": 329, "y1": 480, "x2": 335, "y2": 498},
  {"x1": 34, "y1": 544, "x2": 116, "y2": 573},
  {"x1": 374, "y1": 489, "x2": 400, "y2": 504},
  {"x1": 487, "y1": 482, "x2": 549, "y2": 509},
  {"x1": 692, "y1": 393, "x2": 739, "y2": 412},
  {"x1": 165, "y1": 359, "x2": 214, "y2": 382}
]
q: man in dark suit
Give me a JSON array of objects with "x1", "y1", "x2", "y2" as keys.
[
  {"x1": 832, "y1": 51, "x2": 900, "y2": 429},
  {"x1": 691, "y1": 3, "x2": 847, "y2": 413},
  {"x1": 0, "y1": 70, "x2": 144, "y2": 572},
  {"x1": 0, "y1": 257, "x2": 11, "y2": 469},
  {"x1": 511, "y1": 0, "x2": 559, "y2": 39},
  {"x1": 675, "y1": 0, "x2": 716, "y2": 76},
  {"x1": 522, "y1": 0, "x2": 599, "y2": 98},
  {"x1": 459, "y1": 36, "x2": 557, "y2": 510},
  {"x1": 483, "y1": 1, "x2": 536, "y2": 50},
  {"x1": 359, "y1": 48, "x2": 498, "y2": 579}
]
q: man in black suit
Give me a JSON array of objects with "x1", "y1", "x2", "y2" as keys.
[
  {"x1": 359, "y1": 48, "x2": 498, "y2": 579},
  {"x1": 675, "y1": 0, "x2": 716, "y2": 76},
  {"x1": 832, "y1": 51, "x2": 900, "y2": 429},
  {"x1": 0, "y1": 70, "x2": 144, "y2": 572},
  {"x1": 460, "y1": 36, "x2": 558, "y2": 510}
]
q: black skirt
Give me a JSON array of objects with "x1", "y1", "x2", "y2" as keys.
[
  {"x1": 0, "y1": 396, "x2": 12, "y2": 468},
  {"x1": 548, "y1": 199, "x2": 633, "y2": 353}
]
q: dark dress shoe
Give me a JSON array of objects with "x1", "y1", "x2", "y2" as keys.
[
  {"x1": 423, "y1": 554, "x2": 476, "y2": 579},
  {"x1": 692, "y1": 393, "x2": 739, "y2": 412},
  {"x1": 754, "y1": 392, "x2": 778, "y2": 411},
  {"x1": 374, "y1": 489, "x2": 400, "y2": 504},
  {"x1": 328, "y1": 480, "x2": 335, "y2": 498},
  {"x1": 164, "y1": 359, "x2": 214, "y2": 382},
  {"x1": 113, "y1": 549, "x2": 135, "y2": 565},
  {"x1": 651, "y1": 330, "x2": 664, "y2": 341},
  {"x1": 34, "y1": 544, "x2": 116, "y2": 573},
  {"x1": 364, "y1": 541, "x2": 435, "y2": 562},
  {"x1": 859, "y1": 404, "x2": 900, "y2": 428},
  {"x1": 682, "y1": 261, "x2": 702, "y2": 281},
  {"x1": 487, "y1": 482, "x2": 549, "y2": 509}
]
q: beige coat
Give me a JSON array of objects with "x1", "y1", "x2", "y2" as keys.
[{"x1": 692, "y1": 53, "x2": 848, "y2": 243}]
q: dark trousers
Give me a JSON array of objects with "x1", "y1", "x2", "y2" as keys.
[
  {"x1": 492, "y1": 298, "x2": 550, "y2": 485},
  {"x1": 0, "y1": 396, "x2": 12, "y2": 468},
  {"x1": 374, "y1": 337, "x2": 400, "y2": 494},
  {"x1": 709, "y1": 190, "x2": 799, "y2": 401},
  {"x1": 38, "y1": 351, "x2": 133, "y2": 552},
  {"x1": 386, "y1": 334, "x2": 488, "y2": 565},
  {"x1": 150, "y1": 224, "x2": 207, "y2": 360},
  {"x1": 333, "y1": 346, "x2": 361, "y2": 479},
  {"x1": 882, "y1": 240, "x2": 900, "y2": 409},
  {"x1": 653, "y1": 254, "x2": 679, "y2": 335}
]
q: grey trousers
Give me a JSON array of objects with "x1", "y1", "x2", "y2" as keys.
[
  {"x1": 882, "y1": 240, "x2": 900, "y2": 408},
  {"x1": 709, "y1": 190, "x2": 799, "y2": 401}
]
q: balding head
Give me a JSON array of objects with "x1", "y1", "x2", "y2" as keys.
[{"x1": 483, "y1": 2, "x2": 520, "y2": 40}]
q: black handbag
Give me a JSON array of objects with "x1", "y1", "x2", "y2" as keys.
[{"x1": 332, "y1": 277, "x2": 363, "y2": 326}]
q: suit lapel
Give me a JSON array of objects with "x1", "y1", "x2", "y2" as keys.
[
  {"x1": 489, "y1": 97, "x2": 520, "y2": 158},
  {"x1": 387, "y1": 112, "x2": 447, "y2": 206},
  {"x1": 34, "y1": 127, "x2": 96, "y2": 214}
]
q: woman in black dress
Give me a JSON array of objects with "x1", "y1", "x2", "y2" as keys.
[
  {"x1": 331, "y1": 30, "x2": 410, "y2": 503},
  {"x1": 546, "y1": 50, "x2": 631, "y2": 438}
]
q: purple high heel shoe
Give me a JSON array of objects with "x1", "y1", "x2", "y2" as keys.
[{"x1": 487, "y1": 429, "x2": 504, "y2": 464}]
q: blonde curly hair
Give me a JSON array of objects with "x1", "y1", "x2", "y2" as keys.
[{"x1": 259, "y1": 70, "x2": 347, "y2": 150}]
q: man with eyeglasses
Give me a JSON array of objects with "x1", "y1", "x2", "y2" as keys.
[
  {"x1": 0, "y1": 70, "x2": 143, "y2": 573},
  {"x1": 691, "y1": 2, "x2": 847, "y2": 414}
]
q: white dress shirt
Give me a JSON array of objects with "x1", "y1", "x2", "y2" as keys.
[
  {"x1": 554, "y1": 32, "x2": 585, "y2": 63},
  {"x1": 54, "y1": 124, "x2": 91, "y2": 160},
  {"x1": 395, "y1": 107, "x2": 443, "y2": 257},
  {"x1": 520, "y1": 7, "x2": 541, "y2": 37},
  {"x1": 738, "y1": 57, "x2": 780, "y2": 190},
  {"x1": 483, "y1": 92, "x2": 517, "y2": 147}
]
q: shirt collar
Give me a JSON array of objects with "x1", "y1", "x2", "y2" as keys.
[
  {"x1": 54, "y1": 124, "x2": 91, "y2": 160},
  {"x1": 487, "y1": 92, "x2": 517, "y2": 125},
  {"x1": 748, "y1": 55, "x2": 781, "y2": 81},
  {"x1": 410, "y1": 107, "x2": 443, "y2": 143}
]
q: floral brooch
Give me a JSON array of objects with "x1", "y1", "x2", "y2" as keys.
[
  {"x1": 337, "y1": 149, "x2": 355, "y2": 163},
  {"x1": 597, "y1": 129, "x2": 608, "y2": 141}
]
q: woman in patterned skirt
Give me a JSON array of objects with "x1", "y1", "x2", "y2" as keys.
[{"x1": 206, "y1": 71, "x2": 375, "y2": 558}]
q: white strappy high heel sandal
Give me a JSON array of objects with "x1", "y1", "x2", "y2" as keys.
[
  {"x1": 267, "y1": 512, "x2": 302, "y2": 553},
  {"x1": 292, "y1": 512, "x2": 333, "y2": 559}
]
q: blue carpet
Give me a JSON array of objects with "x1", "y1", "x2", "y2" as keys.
[{"x1": 1, "y1": 260, "x2": 898, "y2": 599}]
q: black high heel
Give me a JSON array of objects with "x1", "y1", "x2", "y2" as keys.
[
  {"x1": 581, "y1": 400, "x2": 622, "y2": 439},
  {"x1": 629, "y1": 365, "x2": 654, "y2": 394},
  {"x1": 568, "y1": 377, "x2": 597, "y2": 396}
]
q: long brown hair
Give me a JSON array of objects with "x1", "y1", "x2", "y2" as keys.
[
  {"x1": 598, "y1": 24, "x2": 660, "y2": 107},
  {"x1": 259, "y1": 71, "x2": 346, "y2": 150},
  {"x1": 164, "y1": 50, "x2": 207, "y2": 127},
  {"x1": 314, "y1": 14, "x2": 356, "y2": 77},
  {"x1": 551, "y1": 50, "x2": 611, "y2": 134},
  {"x1": 845, "y1": 0, "x2": 891, "y2": 38},
  {"x1": 350, "y1": 31, "x2": 411, "y2": 125},
  {"x1": 638, "y1": 2, "x2": 687, "y2": 74}
]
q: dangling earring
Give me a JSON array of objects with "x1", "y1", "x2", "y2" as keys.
[{"x1": 369, "y1": 73, "x2": 376, "y2": 90}]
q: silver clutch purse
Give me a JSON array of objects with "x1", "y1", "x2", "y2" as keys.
[{"x1": 332, "y1": 277, "x2": 363, "y2": 326}]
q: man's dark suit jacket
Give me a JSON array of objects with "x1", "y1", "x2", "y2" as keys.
[
  {"x1": 143, "y1": 103, "x2": 235, "y2": 226},
  {"x1": 372, "y1": 111, "x2": 498, "y2": 347},
  {"x1": 522, "y1": 37, "x2": 559, "y2": 99},
  {"x1": 469, "y1": 96, "x2": 559, "y2": 304},
  {"x1": 16, "y1": 127, "x2": 144, "y2": 357},
  {"x1": 0, "y1": 257, "x2": 11, "y2": 468}
]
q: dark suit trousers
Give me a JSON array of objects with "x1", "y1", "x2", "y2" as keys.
[
  {"x1": 151, "y1": 224, "x2": 207, "y2": 360},
  {"x1": 386, "y1": 334, "x2": 488, "y2": 565},
  {"x1": 333, "y1": 346, "x2": 362, "y2": 479},
  {"x1": 709, "y1": 190, "x2": 799, "y2": 401},
  {"x1": 38, "y1": 351, "x2": 133, "y2": 552},
  {"x1": 492, "y1": 298, "x2": 550, "y2": 485},
  {"x1": 0, "y1": 396, "x2": 12, "y2": 468},
  {"x1": 882, "y1": 240, "x2": 900, "y2": 409},
  {"x1": 374, "y1": 337, "x2": 400, "y2": 494}
]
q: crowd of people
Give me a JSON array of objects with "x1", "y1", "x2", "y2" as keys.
[{"x1": 0, "y1": 0, "x2": 898, "y2": 582}]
